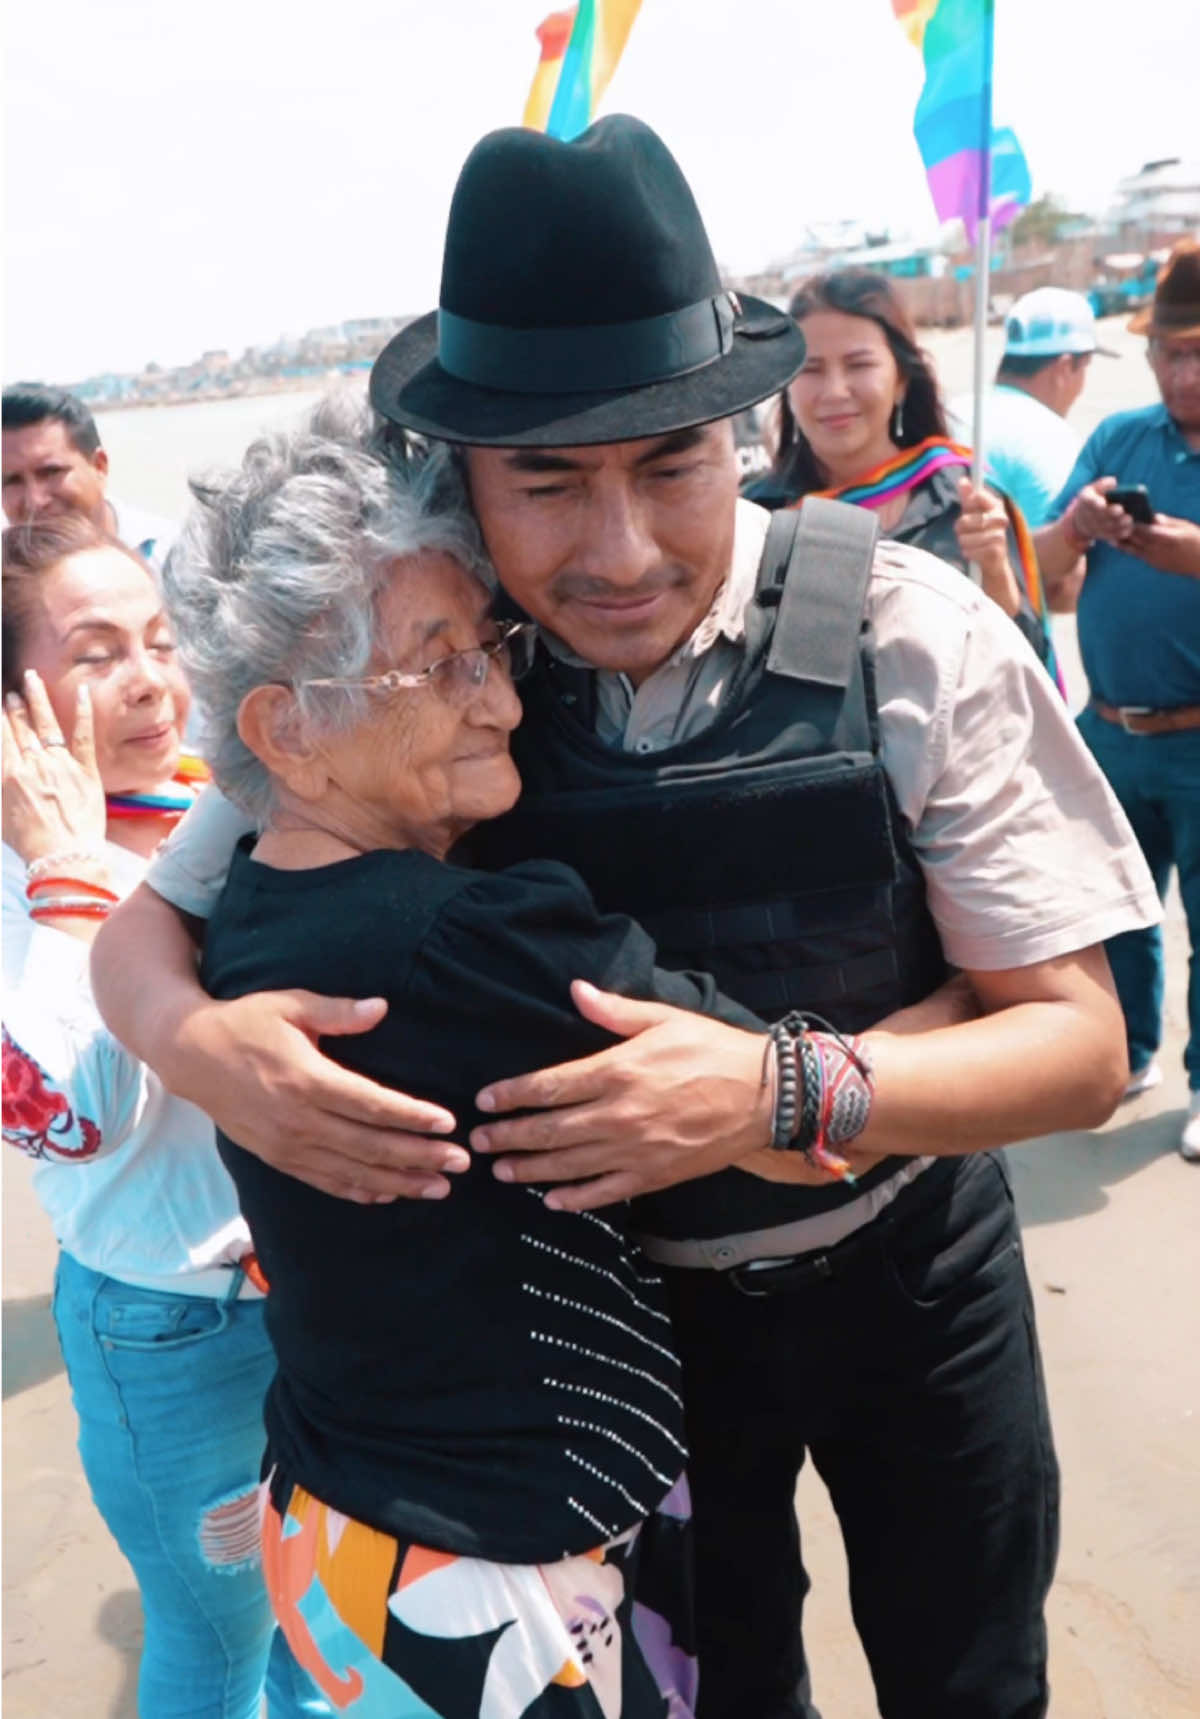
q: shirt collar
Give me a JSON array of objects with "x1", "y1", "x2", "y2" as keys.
[
  {"x1": 542, "y1": 498, "x2": 771, "y2": 670},
  {"x1": 1156, "y1": 402, "x2": 1200, "y2": 459}
]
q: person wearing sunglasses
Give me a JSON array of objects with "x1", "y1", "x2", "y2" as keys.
[{"x1": 154, "y1": 399, "x2": 788, "y2": 1716}]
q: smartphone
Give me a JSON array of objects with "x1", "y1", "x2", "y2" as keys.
[{"x1": 1106, "y1": 485, "x2": 1155, "y2": 525}]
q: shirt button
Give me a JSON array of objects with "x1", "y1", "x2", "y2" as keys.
[
  {"x1": 634, "y1": 737, "x2": 655, "y2": 754},
  {"x1": 714, "y1": 1245, "x2": 735, "y2": 1263}
]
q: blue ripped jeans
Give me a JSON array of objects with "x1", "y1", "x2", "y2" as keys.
[{"x1": 52, "y1": 1251, "x2": 329, "y2": 1719}]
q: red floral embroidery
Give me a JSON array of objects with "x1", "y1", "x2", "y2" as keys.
[{"x1": 2, "y1": 1028, "x2": 102, "y2": 1160}]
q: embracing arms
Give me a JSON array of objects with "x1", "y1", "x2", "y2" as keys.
[
  {"x1": 92, "y1": 871, "x2": 1125, "y2": 1214},
  {"x1": 470, "y1": 946, "x2": 1124, "y2": 1208},
  {"x1": 91, "y1": 883, "x2": 470, "y2": 1202}
]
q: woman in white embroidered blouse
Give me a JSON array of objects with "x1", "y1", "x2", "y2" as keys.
[{"x1": 1, "y1": 513, "x2": 325, "y2": 1719}]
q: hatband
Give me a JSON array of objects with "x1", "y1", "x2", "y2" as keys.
[{"x1": 438, "y1": 293, "x2": 738, "y2": 395}]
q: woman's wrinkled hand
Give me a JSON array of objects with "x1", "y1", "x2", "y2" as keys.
[{"x1": 2, "y1": 671, "x2": 106, "y2": 865}]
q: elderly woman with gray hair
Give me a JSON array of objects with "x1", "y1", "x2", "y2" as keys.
[{"x1": 161, "y1": 402, "x2": 765, "y2": 1719}]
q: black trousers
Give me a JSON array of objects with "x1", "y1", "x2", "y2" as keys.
[{"x1": 662, "y1": 1152, "x2": 1059, "y2": 1719}]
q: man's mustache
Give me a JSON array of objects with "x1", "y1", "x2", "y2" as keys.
[{"x1": 552, "y1": 569, "x2": 686, "y2": 602}]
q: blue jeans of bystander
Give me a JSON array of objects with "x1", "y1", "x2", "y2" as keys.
[
  {"x1": 1077, "y1": 708, "x2": 1200, "y2": 1089},
  {"x1": 52, "y1": 1249, "x2": 329, "y2": 1719}
]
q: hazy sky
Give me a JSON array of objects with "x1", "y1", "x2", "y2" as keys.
[{"x1": 5, "y1": 0, "x2": 1194, "y2": 382}]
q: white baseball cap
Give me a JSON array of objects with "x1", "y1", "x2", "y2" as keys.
[{"x1": 1004, "y1": 288, "x2": 1117, "y2": 358}]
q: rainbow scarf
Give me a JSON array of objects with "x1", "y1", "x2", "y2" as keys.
[
  {"x1": 802, "y1": 436, "x2": 1065, "y2": 696},
  {"x1": 106, "y1": 754, "x2": 209, "y2": 822}
]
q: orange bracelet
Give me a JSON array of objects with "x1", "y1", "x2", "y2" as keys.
[{"x1": 26, "y1": 876, "x2": 119, "y2": 904}]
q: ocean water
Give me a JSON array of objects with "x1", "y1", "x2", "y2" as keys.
[
  {"x1": 95, "y1": 386, "x2": 339, "y2": 522},
  {"x1": 95, "y1": 316, "x2": 1156, "y2": 530}
]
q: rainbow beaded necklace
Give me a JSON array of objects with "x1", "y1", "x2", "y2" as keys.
[{"x1": 105, "y1": 754, "x2": 210, "y2": 825}]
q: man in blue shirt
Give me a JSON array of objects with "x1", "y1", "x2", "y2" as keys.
[
  {"x1": 949, "y1": 286, "x2": 1112, "y2": 527},
  {"x1": 1037, "y1": 239, "x2": 1200, "y2": 1159}
]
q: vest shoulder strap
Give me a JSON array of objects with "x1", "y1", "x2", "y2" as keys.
[{"x1": 763, "y1": 497, "x2": 880, "y2": 691}]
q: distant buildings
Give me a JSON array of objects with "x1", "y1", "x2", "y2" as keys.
[
  {"x1": 63, "y1": 156, "x2": 1199, "y2": 404},
  {"x1": 1109, "y1": 157, "x2": 1200, "y2": 241},
  {"x1": 727, "y1": 153, "x2": 1198, "y2": 333},
  {"x1": 71, "y1": 314, "x2": 415, "y2": 410}
]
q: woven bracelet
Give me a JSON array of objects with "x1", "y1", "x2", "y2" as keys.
[{"x1": 795, "y1": 1032, "x2": 824, "y2": 1155}]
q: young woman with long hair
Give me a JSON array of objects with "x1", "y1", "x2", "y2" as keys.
[{"x1": 748, "y1": 269, "x2": 1060, "y2": 680}]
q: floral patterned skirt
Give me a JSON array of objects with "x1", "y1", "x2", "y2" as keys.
[{"x1": 261, "y1": 1468, "x2": 697, "y2": 1718}]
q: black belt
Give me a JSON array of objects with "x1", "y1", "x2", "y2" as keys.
[
  {"x1": 716, "y1": 1154, "x2": 962, "y2": 1298},
  {"x1": 724, "y1": 1218, "x2": 880, "y2": 1297}
]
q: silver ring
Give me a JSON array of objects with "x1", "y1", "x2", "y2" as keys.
[{"x1": 42, "y1": 738, "x2": 68, "y2": 748}]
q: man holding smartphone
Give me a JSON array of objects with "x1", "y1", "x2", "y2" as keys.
[{"x1": 1036, "y1": 239, "x2": 1200, "y2": 1158}]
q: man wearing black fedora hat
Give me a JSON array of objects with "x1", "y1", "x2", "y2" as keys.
[{"x1": 97, "y1": 118, "x2": 1159, "y2": 1718}]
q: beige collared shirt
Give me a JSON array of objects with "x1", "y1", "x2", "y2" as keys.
[{"x1": 149, "y1": 500, "x2": 1158, "y2": 975}]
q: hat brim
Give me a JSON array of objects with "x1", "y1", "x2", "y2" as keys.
[
  {"x1": 1128, "y1": 305, "x2": 1200, "y2": 338},
  {"x1": 1004, "y1": 341, "x2": 1119, "y2": 360},
  {"x1": 369, "y1": 298, "x2": 807, "y2": 447}
]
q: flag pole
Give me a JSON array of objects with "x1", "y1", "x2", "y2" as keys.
[
  {"x1": 970, "y1": 216, "x2": 990, "y2": 495},
  {"x1": 966, "y1": 0, "x2": 996, "y2": 583}
]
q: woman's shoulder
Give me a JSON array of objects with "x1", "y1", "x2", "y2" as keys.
[
  {"x1": 433, "y1": 857, "x2": 599, "y2": 924},
  {"x1": 221, "y1": 844, "x2": 587, "y2": 916}
]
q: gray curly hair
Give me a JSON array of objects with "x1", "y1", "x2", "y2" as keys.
[{"x1": 163, "y1": 394, "x2": 490, "y2": 820}]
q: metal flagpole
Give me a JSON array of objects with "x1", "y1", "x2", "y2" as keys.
[
  {"x1": 970, "y1": 214, "x2": 991, "y2": 496},
  {"x1": 967, "y1": 0, "x2": 997, "y2": 584}
]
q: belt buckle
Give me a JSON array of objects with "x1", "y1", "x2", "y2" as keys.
[
  {"x1": 727, "y1": 1253, "x2": 833, "y2": 1297},
  {"x1": 1118, "y1": 706, "x2": 1152, "y2": 733}
]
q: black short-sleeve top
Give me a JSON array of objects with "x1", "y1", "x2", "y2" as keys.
[{"x1": 201, "y1": 843, "x2": 751, "y2": 1563}]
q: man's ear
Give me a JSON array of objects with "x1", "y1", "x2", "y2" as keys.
[
  {"x1": 92, "y1": 447, "x2": 109, "y2": 479},
  {"x1": 237, "y1": 684, "x2": 328, "y2": 800}
]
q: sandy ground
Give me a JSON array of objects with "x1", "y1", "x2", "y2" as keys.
[{"x1": 4, "y1": 317, "x2": 1199, "y2": 1715}]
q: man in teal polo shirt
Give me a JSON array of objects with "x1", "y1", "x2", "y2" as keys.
[{"x1": 1037, "y1": 240, "x2": 1200, "y2": 1159}]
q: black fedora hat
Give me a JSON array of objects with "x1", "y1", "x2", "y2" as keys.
[{"x1": 370, "y1": 115, "x2": 806, "y2": 447}]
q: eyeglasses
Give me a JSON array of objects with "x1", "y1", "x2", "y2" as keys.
[
  {"x1": 300, "y1": 620, "x2": 538, "y2": 707},
  {"x1": 1150, "y1": 340, "x2": 1200, "y2": 375}
]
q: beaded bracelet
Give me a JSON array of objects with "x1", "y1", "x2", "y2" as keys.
[
  {"x1": 26, "y1": 849, "x2": 107, "y2": 885},
  {"x1": 769, "y1": 1022, "x2": 799, "y2": 1149}
]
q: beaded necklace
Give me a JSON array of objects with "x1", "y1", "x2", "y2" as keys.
[{"x1": 105, "y1": 754, "x2": 210, "y2": 826}]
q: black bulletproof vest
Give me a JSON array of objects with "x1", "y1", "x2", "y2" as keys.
[{"x1": 471, "y1": 499, "x2": 948, "y2": 1241}]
